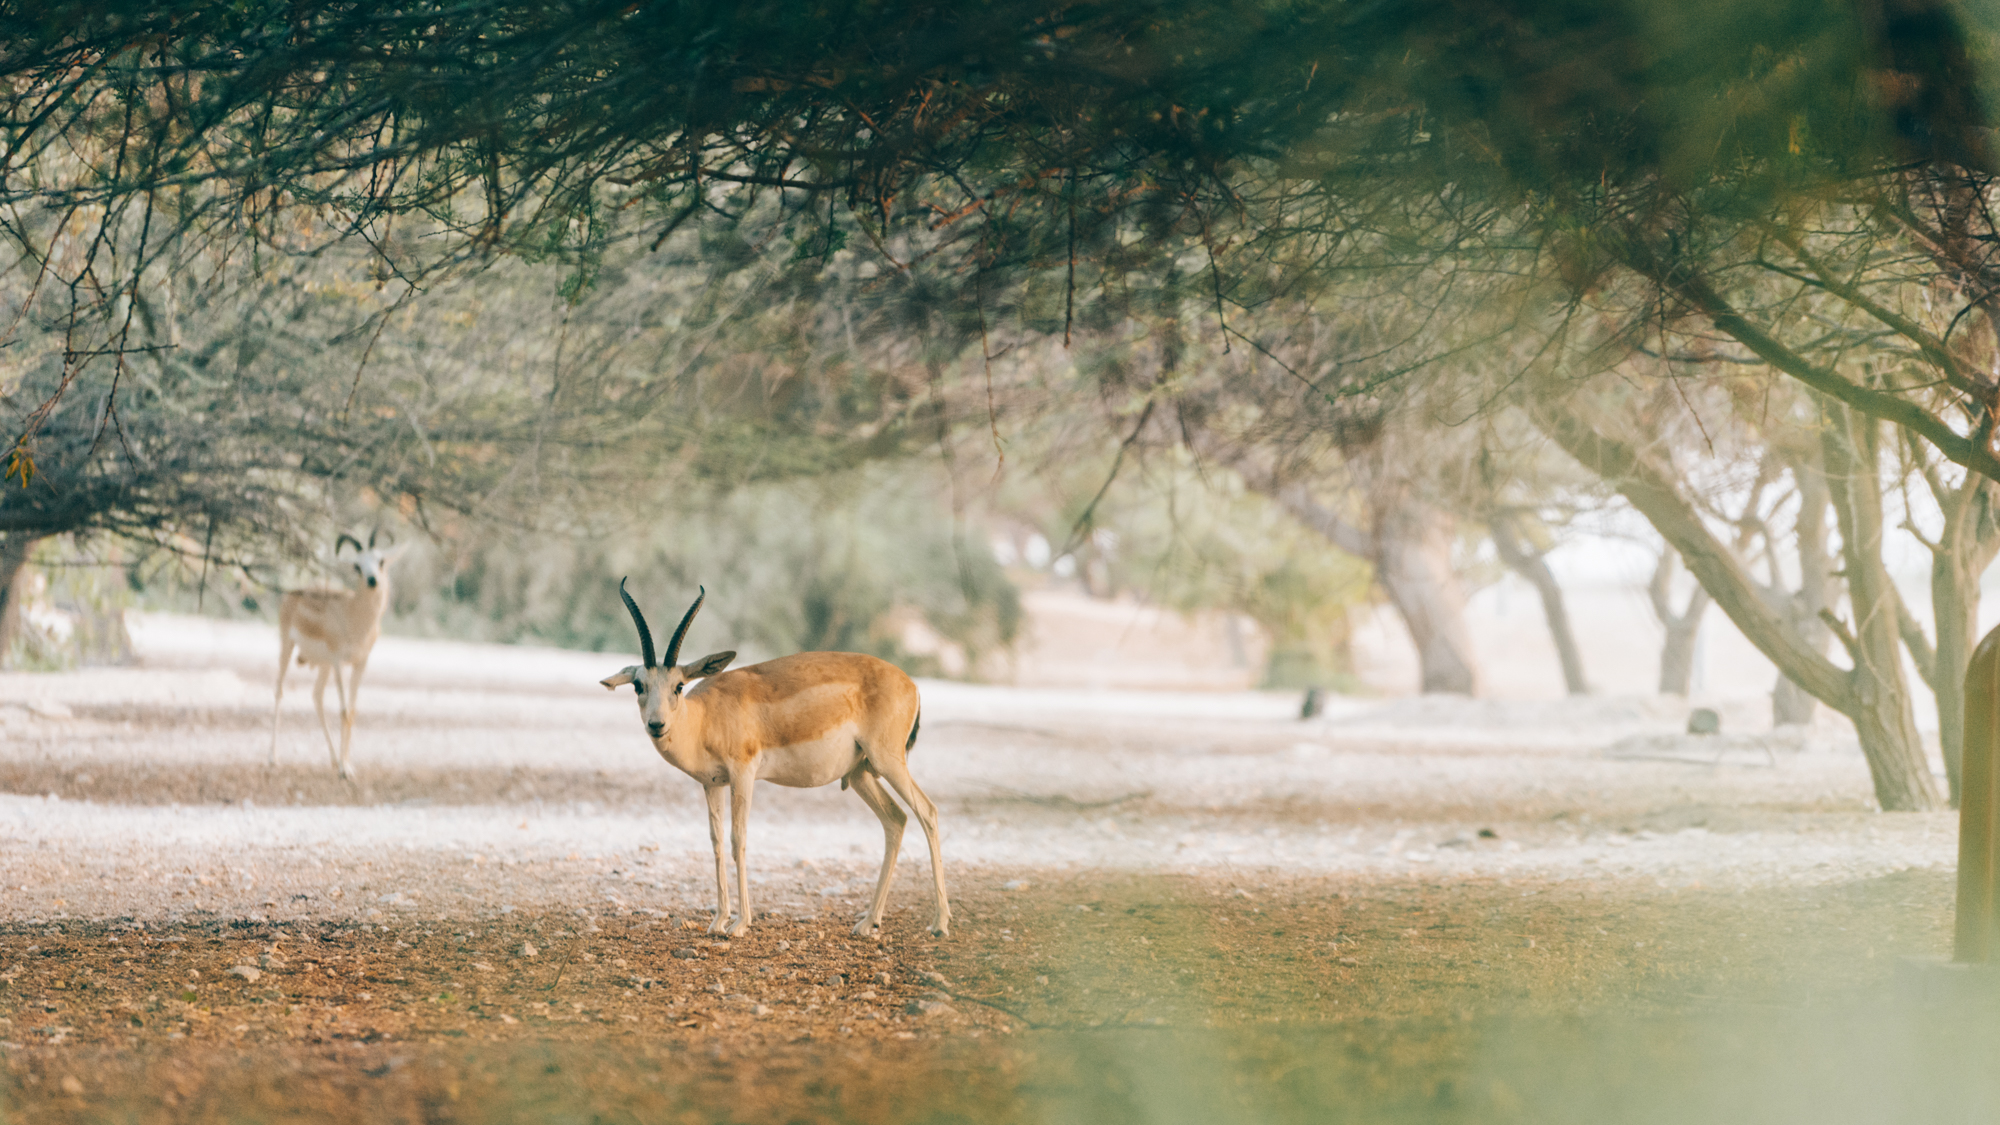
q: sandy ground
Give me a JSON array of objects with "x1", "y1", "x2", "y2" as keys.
[{"x1": 0, "y1": 614, "x2": 1987, "y2": 1124}]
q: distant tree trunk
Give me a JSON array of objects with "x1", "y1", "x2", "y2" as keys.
[
  {"x1": 1489, "y1": 509, "x2": 1588, "y2": 695},
  {"x1": 0, "y1": 533, "x2": 40, "y2": 669},
  {"x1": 1647, "y1": 549, "x2": 1710, "y2": 696},
  {"x1": 1901, "y1": 468, "x2": 2000, "y2": 806},
  {"x1": 1273, "y1": 485, "x2": 1479, "y2": 695},
  {"x1": 1774, "y1": 470, "x2": 1834, "y2": 726}
]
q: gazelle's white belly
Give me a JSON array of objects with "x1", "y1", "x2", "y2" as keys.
[{"x1": 756, "y1": 723, "x2": 865, "y2": 788}]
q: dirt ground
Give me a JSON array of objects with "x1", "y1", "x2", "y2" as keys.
[{"x1": 0, "y1": 617, "x2": 1992, "y2": 1124}]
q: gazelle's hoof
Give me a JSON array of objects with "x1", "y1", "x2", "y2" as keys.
[
  {"x1": 851, "y1": 919, "x2": 880, "y2": 937},
  {"x1": 723, "y1": 920, "x2": 749, "y2": 938}
]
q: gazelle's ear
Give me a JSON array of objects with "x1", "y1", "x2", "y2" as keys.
[
  {"x1": 599, "y1": 667, "x2": 638, "y2": 690},
  {"x1": 685, "y1": 651, "x2": 736, "y2": 679}
]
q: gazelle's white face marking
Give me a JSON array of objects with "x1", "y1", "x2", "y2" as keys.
[
  {"x1": 344, "y1": 547, "x2": 391, "y2": 589},
  {"x1": 599, "y1": 652, "x2": 737, "y2": 742},
  {"x1": 334, "y1": 534, "x2": 397, "y2": 591},
  {"x1": 602, "y1": 663, "x2": 694, "y2": 741}
]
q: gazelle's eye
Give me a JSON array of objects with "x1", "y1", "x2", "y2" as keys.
[
  {"x1": 673, "y1": 683, "x2": 684, "y2": 696},
  {"x1": 633, "y1": 682, "x2": 645, "y2": 695}
]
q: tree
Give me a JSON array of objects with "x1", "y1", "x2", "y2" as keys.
[
  {"x1": 1532, "y1": 374, "x2": 1941, "y2": 811},
  {"x1": 1647, "y1": 549, "x2": 1711, "y2": 697}
]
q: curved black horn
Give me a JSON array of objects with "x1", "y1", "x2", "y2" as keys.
[
  {"x1": 618, "y1": 578, "x2": 657, "y2": 668},
  {"x1": 335, "y1": 534, "x2": 364, "y2": 556},
  {"x1": 663, "y1": 586, "x2": 705, "y2": 668},
  {"x1": 368, "y1": 527, "x2": 396, "y2": 549}
]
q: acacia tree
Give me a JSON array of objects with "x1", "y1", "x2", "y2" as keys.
[{"x1": 1531, "y1": 366, "x2": 1941, "y2": 811}]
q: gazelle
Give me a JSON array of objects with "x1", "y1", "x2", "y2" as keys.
[
  {"x1": 600, "y1": 581, "x2": 949, "y2": 938},
  {"x1": 269, "y1": 531, "x2": 397, "y2": 779}
]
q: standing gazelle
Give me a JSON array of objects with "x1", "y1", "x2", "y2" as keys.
[
  {"x1": 270, "y1": 531, "x2": 397, "y2": 779},
  {"x1": 600, "y1": 581, "x2": 949, "y2": 938}
]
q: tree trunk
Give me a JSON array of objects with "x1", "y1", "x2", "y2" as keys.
[
  {"x1": 1269, "y1": 484, "x2": 1480, "y2": 696},
  {"x1": 1957, "y1": 623, "x2": 2000, "y2": 961},
  {"x1": 1923, "y1": 479, "x2": 2000, "y2": 806},
  {"x1": 0, "y1": 533, "x2": 39, "y2": 669},
  {"x1": 1818, "y1": 402, "x2": 1940, "y2": 811},
  {"x1": 1648, "y1": 549, "x2": 1710, "y2": 696},
  {"x1": 1490, "y1": 510, "x2": 1588, "y2": 694},
  {"x1": 1534, "y1": 396, "x2": 1938, "y2": 810},
  {"x1": 1370, "y1": 503, "x2": 1478, "y2": 695},
  {"x1": 1774, "y1": 471, "x2": 1834, "y2": 726}
]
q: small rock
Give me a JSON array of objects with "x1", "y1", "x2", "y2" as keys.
[
  {"x1": 1001, "y1": 879, "x2": 1031, "y2": 891},
  {"x1": 822, "y1": 973, "x2": 845, "y2": 987},
  {"x1": 672, "y1": 947, "x2": 700, "y2": 960},
  {"x1": 857, "y1": 989, "x2": 878, "y2": 1000},
  {"x1": 776, "y1": 940, "x2": 791, "y2": 952},
  {"x1": 873, "y1": 971, "x2": 892, "y2": 986},
  {"x1": 472, "y1": 961, "x2": 496, "y2": 973},
  {"x1": 228, "y1": 965, "x2": 263, "y2": 983},
  {"x1": 924, "y1": 990, "x2": 951, "y2": 1001},
  {"x1": 709, "y1": 941, "x2": 731, "y2": 953},
  {"x1": 60, "y1": 1075, "x2": 82, "y2": 1096},
  {"x1": 919, "y1": 970, "x2": 949, "y2": 987},
  {"x1": 1687, "y1": 708, "x2": 1722, "y2": 735},
  {"x1": 905, "y1": 999, "x2": 956, "y2": 1017},
  {"x1": 519, "y1": 942, "x2": 538, "y2": 958},
  {"x1": 752, "y1": 1003, "x2": 772, "y2": 1016},
  {"x1": 1477, "y1": 828, "x2": 1499, "y2": 839}
]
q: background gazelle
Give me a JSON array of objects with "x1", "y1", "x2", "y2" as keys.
[
  {"x1": 601, "y1": 581, "x2": 949, "y2": 938},
  {"x1": 270, "y1": 531, "x2": 397, "y2": 779}
]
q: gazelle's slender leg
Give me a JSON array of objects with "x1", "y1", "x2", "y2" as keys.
[
  {"x1": 270, "y1": 637, "x2": 294, "y2": 765},
  {"x1": 725, "y1": 775, "x2": 755, "y2": 937},
  {"x1": 337, "y1": 656, "x2": 369, "y2": 779},
  {"x1": 704, "y1": 784, "x2": 731, "y2": 933},
  {"x1": 311, "y1": 666, "x2": 339, "y2": 769},
  {"x1": 846, "y1": 766, "x2": 907, "y2": 935},
  {"x1": 865, "y1": 752, "x2": 950, "y2": 936}
]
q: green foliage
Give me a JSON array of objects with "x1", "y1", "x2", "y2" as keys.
[
  {"x1": 4, "y1": 537, "x2": 136, "y2": 670},
  {"x1": 393, "y1": 466, "x2": 1020, "y2": 679}
]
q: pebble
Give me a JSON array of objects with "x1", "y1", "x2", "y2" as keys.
[
  {"x1": 920, "y1": 971, "x2": 949, "y2": 987},
  {"x1": 228, "y1": 965, "x2": 262, "y2": 983},
  {"x1": 906, "y1": 999, "x2": 956, "y2": 1017},
  {"x1": 672, "y1": 947, "x2": 700, "y2": 960},
  {"x1": 519, "y1": 942, "x2": 538, "y2": 958}
]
